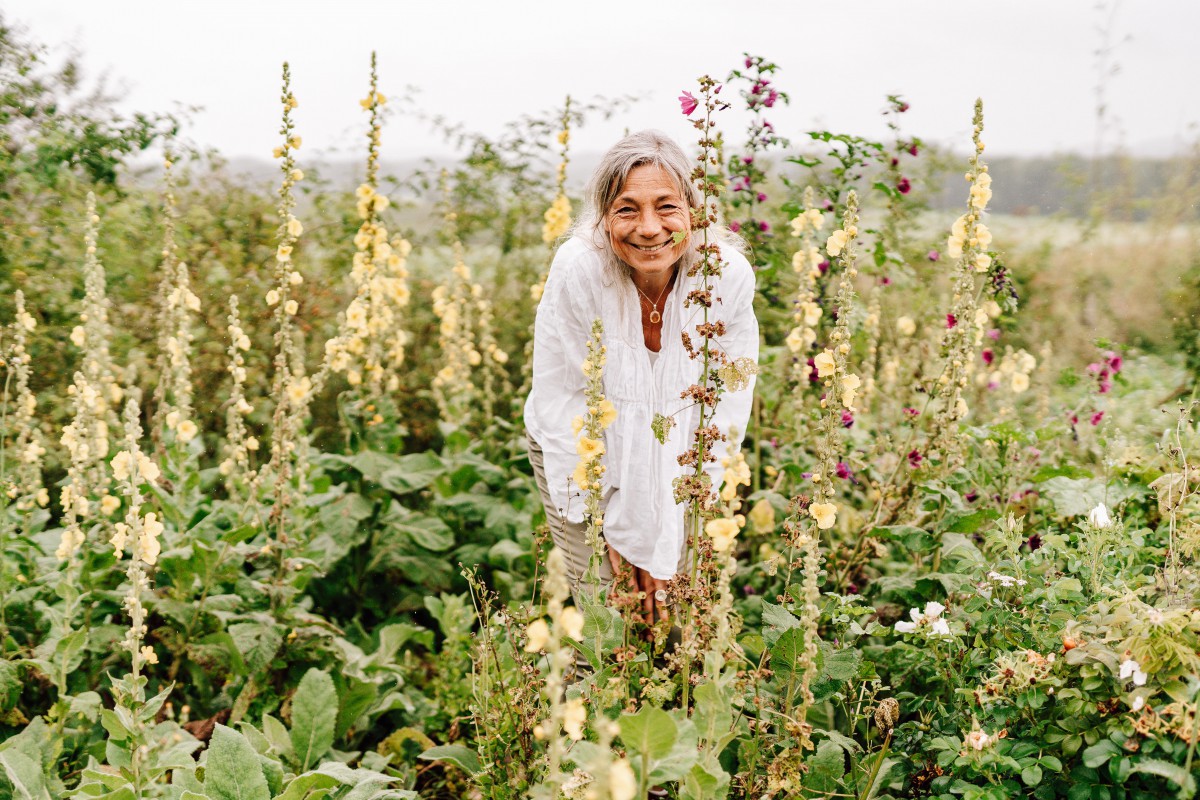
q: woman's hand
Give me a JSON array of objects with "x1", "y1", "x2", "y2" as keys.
[{"x1": 607, "y1": 546, "x2": 670, "y2": 624}]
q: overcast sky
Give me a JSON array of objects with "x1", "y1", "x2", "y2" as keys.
[{"x1": 7, "y1": 1, "x2": 1198, "y2": 164}]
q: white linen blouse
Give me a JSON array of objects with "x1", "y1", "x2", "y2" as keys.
[{"x1": 524, "y1": 234, "x2": 759, "y2": 579}]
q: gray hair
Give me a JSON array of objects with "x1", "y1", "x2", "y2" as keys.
[{"x1": 573, "y1": 130, "x2": 704, "y2": 284}]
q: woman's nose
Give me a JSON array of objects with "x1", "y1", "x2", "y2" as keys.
[{"x1": 636, "y1": 208, "x2": 662, "y2": 237}]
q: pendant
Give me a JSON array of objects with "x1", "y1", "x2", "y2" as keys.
[{"x1": 649, "y1": 308, "x2": 661, "y2": 324}]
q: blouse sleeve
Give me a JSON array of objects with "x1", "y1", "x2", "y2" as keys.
[
  {"x1": 524, "y1": 242, "x2": 597, "y2": 524},
  {"x1": 704, "y1": 247, "x2": 760, "y2": 493}
]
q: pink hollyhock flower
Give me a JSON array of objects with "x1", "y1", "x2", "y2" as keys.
[
  {"x1": 1070, "y1": 413, "x2": 1079, "y2": 425},
  {"x1": 764, "y1": 89, "x2": 779, "y2": 108},
  {"x1": 742, "y1": 155, "x2": 754, "y2": 165},
  {"x1": 946, "y1": 313, "x2": 957, "y2": 329},
  {"x1": 982, "y1": 349, "x2": 994, "y2": 365},
  {"x1": 1091, "y1": 411, "x2": 1105, "y2": 425},
  {"x1": 756, "y1": 192, "x2": 767, "y2": 202},
  {"x1": 965, "y1": 490, "x2": 979, "y2": 503},
  {"x1": 841, "y1": 410, "x2": 855, "y2": 428},
  {"x1": 836, "y1": 462, "x2": 852, "y2": 480},
  {"x1": 729, "y1": 221, "x2": 741, "y2": 233},
  {"x1": 908, "y1": 449, "x2": 923, "y2": 468},
  {"x1": 679, "y1": 91, "x2": 699, "y2": 116},
  {"x1": 818, "y1": 260, "x2": 830, "y2": 275},
  {"x1": 1106, "y1": 351, "x2": 1122, "y2": 372},
  {"x1": 744, "y1": 57, "x2": 753, "y2": 68},
  {"x1": 927, "y1": 250, "x2": 940, "y2": 261},
  {"x1": 880, "y1": 276, "x2": 892, "y2": 286},
  {"x1": 897, "y1": 177, "x2": 912, "y2": 195},
  {"x1": 909, "y1": 144, "x2": 919, "y2": 157},
  {"x1": 987, "y1": 328, "x2": 1001, "y2": 340},
  {"x1": 758, "y1": 220, "x2": 769, "y2": 232},
  {"x1": 903, "y1": 407, "x2": 919, "y2": 418},
  {"x1": 1099, "y1": 377, "x2": 1112, "y2": 394}
]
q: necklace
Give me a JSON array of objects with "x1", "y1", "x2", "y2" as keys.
[{"x1": 634, "y1": 272, "x2": 674, "y2": 325}]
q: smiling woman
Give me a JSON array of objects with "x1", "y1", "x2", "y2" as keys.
[{"x1": 523, "y1": 129, "x2": 759, "y2": 626}]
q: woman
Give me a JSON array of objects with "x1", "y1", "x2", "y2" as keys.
[{"x1": 525, "y1": 130, "x2": 759, "y2": 623}]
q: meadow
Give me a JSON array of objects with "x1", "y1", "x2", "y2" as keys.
[{"x1": 1, "y1": 35, "x2": 1200, "y2": 800}]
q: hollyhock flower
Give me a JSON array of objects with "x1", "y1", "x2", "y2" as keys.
[
  {"x1": 987, "y1": 328, "x2": 1001, "y2": 340},
  {"x1": 909, "y1": 143, "x2": 919, "y2": 156},
  {"x1": 742, "y1": 155, "x2": 753, "y2": 164},
  {"x1": 965, "y1": 490, "x2": 979, "y2": 503},
  {"x1": 1091, "y1": 410, "x2": 1105, "y2": 425},
  {"x1": 982, "y1": 349, "x2": 995, "y2": 365},
  {"x1": 897, "y1": 177, "x2": 912, "y2": 194},
  {"x1": 908, "y1": 449, "x2": 923, "y2": 468},
  {"x1": 841, "y1": 410, "x2": 854, "y2": 428},
  {"x1": 818, "y1": 260, "x2": 830, "y2": 275},
  {"x1": 809, "y1": 502, "x2": 837, "y2": 530},
  {"x1": 927, "y1": 249, "x2": 940, "y2": 261},
  {"x1": 764, "y1": 89, "x2": 779, "y2": 107},
  {"x1": 880, "y1": 276, "x2": 892, "y2": 285},
  {"x1": 1106, "y1": 351, "x2": 1122, "y2": 372},
  {"x1": 759, "y1": 220, "x2": 770, "y2": 232},
  {"x1": 836, "y1": 462, "x2": 852, "y2": 480},
  {"x1": 729, "y1": 221, "x2": 741, "y2": 233},
  {"x1": 756, "y1": 192, "x2": 767, "y2": 202},
  {"x1": 679, "y1": 91, "x2": 698, "y2": 116},
  {"x1": 946, "y1": 313, "x2": 958, "y2": 329},
  {"x1": 903, "y1": 407, "x2": 919, "y2": 418}
]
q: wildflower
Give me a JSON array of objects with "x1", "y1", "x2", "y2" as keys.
[
  {"x1": 894, "y1": 601, "x2": 949, "y2": 635},
  {"x1": 100, "y1": 494, "x2": 120, "y2": 515},
  {"x1": 176, "y1": 419, "x2": 198, "y2": 442},
  {"x1": 897, "y1": 177, "x2": 912, "y2": 194},
  {"x1": 524, "y1": 619, "x2": 550, "y2": 652},
  {"x1": 1118, "y1": 659, "x2": 1148, "y2": 687},
  {"x1": 610, "y1": 760, "x2": 637, "y2": 800},
  {"x1": 266, "y1": 289, "x2": 280, "y2": 306},
  {"x1": 1088, "y1": 503, "x2": 1111, "y2": 528},
  {"x1": 908, "y1": 449, "x2": 923, "y2": 468},
  {"x1": 946, "y1": 313, "x2": 957, "y2": 329},
  {"x1": 559, "y1": 606, "x2": 584, "y2": 640},
  {"x1": 140, "y1": 645, "x2": 158, "y2": 666},
  {"x1": 813, "y1": 350, "x2": 836, "y2": 378},
  {"x1": 809, "y1": 501, "x2": 837, "y2": 530},
  {"x1": 678, "y1": 91, "x2": 699, "y2": 116},
  {"x1": 826, "y1": 229, "x2": 849, "y2": 257},
  {"x1": 896, "y1": 316, "x2": 916, "y2": 336},
  {"x1": 1011, "y1": 372, "x2": 1030, "y2": 393},
  {"x1": 562, "y1": 697, "x2": 587, "y2": 741},
  {"x1": 841, "y1": 373, "x2": 861, "y2": 409},
  {"x1": 576, "y1": 436, "x2": 604, "y2": 460},
  {"x1": 706, "y1": 516, "x2": 741, "y2": 552},
  {"x1": 1090, "y1": 411, "x2": 1104, "y2": 425},
  {"x1": 927, "y1": 249, "x2": 940, "y2": 261},
  {"x1": 597, "y1": 399, "x2": 618, "y2": 429},
  {"x1": 749, "y1": 498, "x2": 775, "y2": 531}
]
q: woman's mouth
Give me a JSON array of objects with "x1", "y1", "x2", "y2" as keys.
[{"x1": 631, "y1": 240, "x2": 671, "y2": 253}]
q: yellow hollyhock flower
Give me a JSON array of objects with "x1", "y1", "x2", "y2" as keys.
[
  {"x1": 524, "y1": 619, "x2": 550, "y2": 652},
  {"x1": 809, "y1": 502, "x2": 837, "y2": 530},
  {"x1": 576, "y1": 436, "x2": 604, "y2": 460},
  {"x1": 814, "y1": 350, "x2": 837, "y2": 378}
]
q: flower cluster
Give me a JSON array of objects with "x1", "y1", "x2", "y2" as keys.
[
  {"x1": 572, "y1": 319, "x2": 616, "y2": 589},
  {"x1": 324, "y1": 55, "x2": 413, "y2": 406},
  {"x1": 5, "y1": 291, "x2": 48, "y2": 510},
  {"x1": 110, "y1": 399, "x2": 163, "y2": 673},
  {"x1": 785, "y1": 188, "x2": 825, "y2": 387},
  {"x1": 151, "y1": 153, "x2": 200, "y2": 450},
  {"x1": 930, "y1": 100, "x2": 995, "y2": 463},
  {"x1": 533, "y1": 96, "x2": 574, "y2": 304},
  {"x1": 72, "y1": 193, "x2": 124, "y2": 429},
  {"x1": 893, "y1": 601, "x2": 952, "y2": 637},
  {"x1": 725, "y1": 54, "x2": 788, "y2": 241},
  {"x1": 218, "y1": 295, "x2": 258, "y2": 487},
  {"x1": 431, "y1": 243, "x2": 485, "y2": 426}
]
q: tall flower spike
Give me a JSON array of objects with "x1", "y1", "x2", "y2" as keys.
[
  {"x1": 264, "y1": 62, "x2": 313, "y2": 537},
  {"x1": 930, "y1": 99, "x2": 993, "y2": 466},
  {"x1": 785, "y1": 186, "x2": 825, "y2": 398},
  {"x1": 575, "y1": 319, "x2": 614, "y2": 595},
  {"x1": 74, "y1": 193, "x2": 124, "y2": 432},
  {"x1": 7, "y1": 291, "x2": 48, "y2": 511},
  {"x1": 322, "y1": 52, "x2": 413, "y2": 409},
  {"x1": 431, "y1": 237, "x2": 482, "y2": 430},
  {"x1": 150, "y1": 150, "x2": 200, "y2": 452},
  {"x1": 219, "y1": 295, "x2": 257, "y2": 493}
]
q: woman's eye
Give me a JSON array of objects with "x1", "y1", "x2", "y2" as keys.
[{"x1": 659, "y1": 205, "x2": 678, "y2": 212}]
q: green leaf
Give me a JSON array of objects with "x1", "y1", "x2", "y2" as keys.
[
  {"x1": 1128, "y1": 759, "x2": 1196, "y2": 795},
  {"x1": 273, "y1": 772, "x2": 338, "y2": 800},
  {"x1": 228, "y1": 623, "x2": 282, "y2": 675},
  {"x1": 1020, "y1": 765, "x2": 1043, "y2": 786},
  {"x1": 619, "y1": 706, "x2": 677, "y2": 761},
  {"x1": 821, "y1": 648, "x2": 861, "y2": 682},
  {"x1": 335, "y1": 680, "x2": 378, "y2": 741},
  {"x1": 0, "y1": 661, "x2": 21, "y2": 711},
  {"x1": 203, "y1": 724, "x2": 271, "y2": 800},
  {"x1": 1081, "y1": 739, "x2": 1121, "y2": 769},
  {"x1": 806, "y1": 740, "x2": 846, "y2": 793},
  {"x1": 290, "y1": 669, "x2": 337, "y2": 772},
  {"x1": 417, "y1": 745, "x2": 481, "y2": 776},
  {"x1": 759, "y1": 600, "x2": 801, "y2": 648},
  {"x1": 0, "y1": 750, "x2": 52, "y2": 800},
  {"x1": 692, "y1": 682, "x2": 733, "y2": 752},
  {"x1": 768, "y1": 628, "x2": 807, "y2": 681}
]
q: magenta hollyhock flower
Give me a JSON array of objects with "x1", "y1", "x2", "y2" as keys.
[
  {"x1": 880, "y1": 276, "x2": 892, "y2": 286},
  {"x1": 909, "y1": 144, "x2": 919, "y2": 157},
  {"x1": 1091, "y1": 411, "x2": 1105, "y2": 425},
  {"x1": 890, "y1": 157, "x2": 899, "y2": 168},
  {"x1": 903, "y1": 407, "x2": 919, "y2": 418},
  {"x1": 836, "y1": 462, "x2": 852, "y2": 480},
  {"x1": 806, "y1": 356, "x2": 818, "y2": 384},
  {"x1": 1099, "y1": 377, "x2": 1112, "y2": 394},
  {"x1": 982, "y1": 348, "x2": 994, "y2": 365},
  {"x1": 679, "y1": 91, "x2": 699, "y2": 116},
  {"x1": 965, "y1": 490, "x2": 979, "y2": 503},
  {"x1": 927, "y1": 249, "x2": 940, "y2": 261},
  {"x1": 841, "y1": 409, "x2": 854, "y2": 428},
  {"x1": 764, "y1": 89, "x2": 779, "y2": 107},
  {"x1": 759, "y1": 220, "x2": 770, "y2": 232},
  {"x1": 745, "y1": 57, "x2": 753, "y2": 68},
  {"x1": 731, "y1": 176, "x2": 749, "y2": 192},
  {"x1": 818, "y1": 260, "x2": 830, "y2": 275},
  {"x1": 742, "y1": 155, "x2": 754, "y2": 165},
  {"x1": 756, "y1": 192, "x2": 767, "y2": 202},
  {"x1": 1106, "y1": 351, "x2": 1122, "y2": 372},
  {"x1": 897, "y1": 177, "x2": 912, "y2": 195},
  {"x1": 946, "y1": 313, "x2": 957, "y2": 329},
  {"x1": 987, "y1": 328, "x2": 1001, "y2": 340},
  {"x1": 987, "y1": 381, "x2": 999, "y2": 390},
  {"x1": 1070, "y1": 413, "x2": 1079, "y2": 425},
  {"x1": 728, "y1": 221, "x2": 741, "y2": 233},
  {"x1": 907, "y1": 449, "x2": 923, "y2": 468}
]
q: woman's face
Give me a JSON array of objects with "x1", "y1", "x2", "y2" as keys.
[{"x1": 606, "y1": 164, "x2": 690, "y2": 281}]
